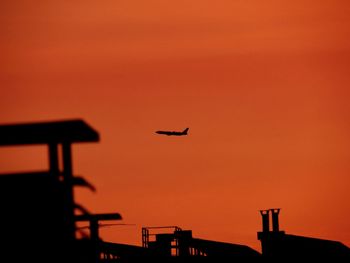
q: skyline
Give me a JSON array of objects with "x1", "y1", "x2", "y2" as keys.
[{"x1": 1, "y1": 0, "x2": 350, "y2": 252}]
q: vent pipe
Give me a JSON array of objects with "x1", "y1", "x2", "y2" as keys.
[
  {"x1": 271, "y1": 208, "x2": 280, "y2": 232},
  {"x1": 260, "y1": 210, "x2": 270, "y2": 233}
]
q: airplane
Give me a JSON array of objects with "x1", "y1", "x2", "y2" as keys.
[{"x1": 155, "y1": 128, "x2": 189, "y2": 136}]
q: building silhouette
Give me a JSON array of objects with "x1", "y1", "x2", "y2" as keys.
[
  {"x1": 0, "y1": 119, "x2": 349, "y2": 262},
  {"x1": 257, "y1": 208, "x2": 350, "y2": 260}
]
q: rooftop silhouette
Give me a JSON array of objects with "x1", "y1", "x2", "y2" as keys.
[{"x1": 0, "y1": 119, "x2": 349, "y2": 262}]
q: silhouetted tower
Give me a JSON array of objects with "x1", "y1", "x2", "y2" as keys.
[{"x1": 257, "y1": 208, "x2": 285, "y2": 257}]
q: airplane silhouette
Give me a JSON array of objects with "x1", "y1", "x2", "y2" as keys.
[{"x1": 155, "y1": 128, "x2": 189, "y2": 136}]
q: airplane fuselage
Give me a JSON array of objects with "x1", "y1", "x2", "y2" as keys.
[
  {"x1": 155, "y1": 128, "x2": 189, "y2": 136},
  {"x1": 156, "y1": 131, "x2": 183, "y2": 136}
]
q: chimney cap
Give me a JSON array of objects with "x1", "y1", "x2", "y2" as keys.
[
  {"x1": 270, "y1": 208, "x2": 281, "y2": 213},
  {"x1": 259, "y1": 209, "x2": 270, "y2": 215}
]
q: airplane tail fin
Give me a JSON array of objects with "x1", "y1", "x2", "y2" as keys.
[{"x1": 183, "y1": 128, "x2": 189, "y2": 135}]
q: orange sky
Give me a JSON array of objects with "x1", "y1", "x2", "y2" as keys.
[{"x1": 1, "y1": 0, "x2": 350, "y2": 252}]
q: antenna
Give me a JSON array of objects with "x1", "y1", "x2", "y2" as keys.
[{"x1": 77, "y1": 223, "x2": 136, "y2": 230}]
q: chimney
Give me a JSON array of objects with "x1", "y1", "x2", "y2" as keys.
[
  {"x1": 270, "y1": 208, "x2": 280, "y2": 232},
  {"x1": 260, "y1": 210, "x2": 270, "y2": 233}
]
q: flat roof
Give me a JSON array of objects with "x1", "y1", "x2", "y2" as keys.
[{"x1": 0, "y1": 119, "x2": 99, "y2": 146}]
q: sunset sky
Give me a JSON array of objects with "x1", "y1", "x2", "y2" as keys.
[{"x1": 1, "y1": 0, "x2": 350, "y2": 252}]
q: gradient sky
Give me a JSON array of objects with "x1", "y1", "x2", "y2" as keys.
[{"x1": 1, "y1": 0, "x2": 350, "y2": 252}]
